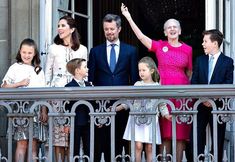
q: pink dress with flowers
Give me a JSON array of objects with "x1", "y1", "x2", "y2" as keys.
[{"x1": 150, "y1": 40, "x2": 192, "y2": 140}]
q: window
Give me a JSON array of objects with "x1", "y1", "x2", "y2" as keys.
[{"x1": 52, "y1": 0, "x2": 93, "y2": 50}]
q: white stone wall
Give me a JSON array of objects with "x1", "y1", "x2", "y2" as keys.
[
  {"x1": 0, "y1": 0, "x2": 9, "y2": 82},
  {"x1": 10, "y1": 0, "x2": 40, "y2": 63}
]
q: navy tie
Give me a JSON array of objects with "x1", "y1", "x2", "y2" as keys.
[
  {"x1": 110, "y1": 44, "x2": 116, "y2": 72},
  {"x1": 208, "y1": 55, "x2": 214, "y2": 83}
]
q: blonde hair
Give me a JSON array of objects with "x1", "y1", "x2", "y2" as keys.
[
  {"x1": 66, "y1": 58, "x2": 86, "y2": 76},
  {"x1": 138, "y1": 57, "x2": 159, "y2": 82}
]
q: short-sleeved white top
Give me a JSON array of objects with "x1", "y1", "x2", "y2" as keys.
[{"x1": 2, "y1": 63, "x2": 45, "y2": 88}]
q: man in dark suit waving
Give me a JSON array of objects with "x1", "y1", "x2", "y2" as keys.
[
  {"x1": 190, "y1": 29, "x2": 234, "y2": 162},
  {"x1": 88, "y1": 14, "x2": 139, "y2": 161}
]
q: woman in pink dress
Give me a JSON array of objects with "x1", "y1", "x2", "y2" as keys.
[{"x1": 121, "y1": 3, "x2": 192, "y2": 162}]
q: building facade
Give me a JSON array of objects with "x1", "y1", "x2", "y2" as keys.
[
  {"x1": 0, "y1": 0, "x2": 234, "y2": 79},
  {"x1": 0, "y1": 0, "x2": 234, "y2": 160}
]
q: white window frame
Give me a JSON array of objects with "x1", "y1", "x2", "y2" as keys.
[
  {"x1": 52, "y1": 0, "x2": 93, "y2": 50},
  {"x1": 40, "y1": 0, "x2": 93, "y2": 69}
]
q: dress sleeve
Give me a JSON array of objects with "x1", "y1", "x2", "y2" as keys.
[
  {"x1": 74, "y1": 45, "x2": 88, "y2": 61},
  {"x1": 187, "y1": 46, "x2": 193, "y2": 71},
  {"x1": 1, "y1": 64, "x2": 16, "y2": 86},
  {"x1": 45, "y1": 45, "x2": 54, "y2": 87},
  {"x1": 38, "y1": 70, "x2": 46, "y2": 87},
  {"x1": 81, "y1": 45, "x2": 88, "y2": 61},
  {"x1": 149, "y1": 40, "x2": 161, "y2": 53}
]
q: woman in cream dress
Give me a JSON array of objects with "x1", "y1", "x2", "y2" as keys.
[{"x1": 45, "y1": 15, "x2": 87, "y2": 162}]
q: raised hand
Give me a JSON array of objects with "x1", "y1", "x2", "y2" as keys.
[{"x1": 121, "y1": 3, "x2": 132, "y2": 20}]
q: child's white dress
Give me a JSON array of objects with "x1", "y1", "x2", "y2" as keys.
[
  {"x1": 123, "y1": 81, "x2": 169, "y2": 144},
  {"x1": 2, "y1": 63, "x2": 46, "y2": 141},
  {"x1": 2, "y1": 63, "x2": 45, "y2": 88}
]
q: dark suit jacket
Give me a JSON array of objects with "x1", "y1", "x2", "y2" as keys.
[
  {"x1": 65, "y1": 79, "x2": 92, "y2": 126},
  {"x1": 190, "y1": 53, "x2": 234, "y2": 162},
  {"x1": 88, "y1": 42, "x2": 139, "y2": 86},
  {"x1": 191, "y1": 53, "x2": 234, "y2": 84}
]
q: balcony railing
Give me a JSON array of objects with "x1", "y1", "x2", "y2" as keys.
[{"x1": 0, "y1": 85, "x2": 234, "y2": 162}]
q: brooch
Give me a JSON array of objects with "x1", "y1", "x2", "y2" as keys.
[{"x1": 162, "y1": 46, "x2": 168, "y2": 53}]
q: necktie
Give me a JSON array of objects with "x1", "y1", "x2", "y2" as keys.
[
  {"x1": 109, "y1": 44, "x2": 116, "y2": 72},
  {"x1": 208, "y1": 55, "x2": 214, "y2": 83}
]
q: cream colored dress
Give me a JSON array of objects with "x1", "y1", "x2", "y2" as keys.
[
  {"x1": 45, "y1": 43, "x2": 88, "y2": 147},
  {"x1": 45, "y1": 43, "x2": 87, "y2": 87},
  {"x1": 123, "y1": 81, "x2": 169, "y2": 144}
]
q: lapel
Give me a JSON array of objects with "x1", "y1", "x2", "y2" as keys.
[
  {"x1": 101, "y1": 43, "x2": 111, "y2": 72},
  {"x1": 104, "y1": 42, "x2": 125, "y2": 73},
  {"x1": 114, "y1": 42, "x2": 125, "y2": 72},
  {"x1": 203, "y1": 55, "x2": 209, "y2": 80},
  {"x1": 71, "y1": 79, "x2": 79, "y2": 86}
]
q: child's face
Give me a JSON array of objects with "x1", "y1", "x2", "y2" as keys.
[
  {"x1": 76, "y1": 61, "x2": 88, "y2": 79},
  {"x1": 138, "y1": 63, "x2": 153, "y2": 82},
  {"x1": 20, "y1": 45, "x2": 35, "y2": 65},
  {"x1": 202, "y1": 34, "x2": 218, "y2": 55}
]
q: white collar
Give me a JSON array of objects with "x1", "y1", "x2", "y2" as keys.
[
  {"x1": 106, "y1": 40, "x2": 120, "y2": 47},
  {"x1": 74, "y1": 78, "x2": 85, "y2": 85},
  {"x1": 209, "y1": 51, "x2": 221, "y2": 60}
]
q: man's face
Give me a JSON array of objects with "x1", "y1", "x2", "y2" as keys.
[{"x1": 103, "y1": 21, "x2": 121, "y2": 43}]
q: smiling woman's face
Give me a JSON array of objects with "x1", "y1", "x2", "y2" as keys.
[
  {"x1": 57, "y1": 19, "x2": 74, "y2": 41},
  {"x1": 164, "y1": 20, "x2": 181, "y2": 39}
]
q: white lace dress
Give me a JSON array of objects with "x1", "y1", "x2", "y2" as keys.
[
  {"x1": 45, "y1": 43, "x2": 87, "y2": 87},
  {"x1": 45, "y1": 43, "x2": 88, "y2": 147},
  {"x1": 123, "y1": 81, "x2": 169, "y2": 144}
]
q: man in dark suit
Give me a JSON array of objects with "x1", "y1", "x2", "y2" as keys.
[
  {"x1": 88, "y1": 14, "x2": 139, "y2": 161},
  {"x1": 190, "y1": 29, "x2": 234, "y2": 162}
]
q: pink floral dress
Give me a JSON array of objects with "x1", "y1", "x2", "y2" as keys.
[{"x1": 150, "y1": 40, "x2": 192, "y2": 140}]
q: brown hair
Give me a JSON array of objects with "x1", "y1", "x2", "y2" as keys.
[
  {"x1": 66, "y1": 58, "x2": 86, "y2": 76},
  {"x1": 138, "y1": 56, "x2": 160, "y2": 82},
  {"x1": 103, "y1": 14, "x2": 121, "y2": 28},
  {"x1": 54, "y1": 16, "x2": 81, "y2": 51},
  {"x1": 202, "y1": 29, "x2": 224, "y2": 47},
  {"x1": 15, "y1": 38, "x2": 42, "y2": 74}
]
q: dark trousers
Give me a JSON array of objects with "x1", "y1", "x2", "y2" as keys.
[
  {"x1": 74, "y1": 124, "x2": 90, "y2": 161},
  {"x1": 94, "y1": 125, "x2": 111, "y2": 162},
  {"x1": 190, "y1": 105, "x2": 226, "y2": 162},
  {"x1": 94, "y1": 110, "x2": 129, "y2": 162}
]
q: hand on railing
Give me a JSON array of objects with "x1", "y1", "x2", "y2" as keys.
[
  {"x1": 164, "y1": 114, "x2": 172, "y2": 121},
  {"x1": 64, "y1": 126, "x2": 70, "y2": 134},
  {"x1": 39, "y1": 106, "x2": 48, "y2": 123},
  {"x1": 203, "y1": 101, "x2": 212, "y2": 108}
]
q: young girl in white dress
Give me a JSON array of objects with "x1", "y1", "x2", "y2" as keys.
[
  {"x1": 116, "y1": 56, "x2": 172, "y2": 162},
  {"x1": 1, "y1": 38, "x2": 47, "y2": 162}
]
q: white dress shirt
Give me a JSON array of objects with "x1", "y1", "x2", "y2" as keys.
[{"x1": 106, "y1": 40, "x2": 120, "y2": 65}]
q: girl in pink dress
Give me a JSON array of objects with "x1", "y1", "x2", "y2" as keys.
[{"x1": 121, "y1": 3, "x2": 192, "y2": 162}]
